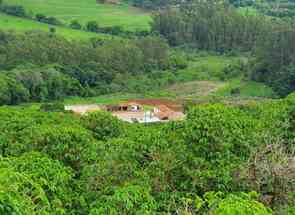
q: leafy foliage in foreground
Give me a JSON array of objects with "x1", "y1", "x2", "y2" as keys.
[{"x1": 1, "y1": 95, "x2": 295, "y2": 214}]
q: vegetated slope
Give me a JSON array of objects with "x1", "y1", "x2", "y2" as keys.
[
  {"x1": 174, "y1": 55, "x2": 241, "y2": 82},
  {"x1": 62, "y1": 54, "x2": 276, "y2": 106},
  {"x1": 3, "y1": 0, "x2": 152, "y2": 31},
  {"x1": 165, "y1": 81, "x2": 226, "y2": 98},
  {"x1": 0, "y1": 13, "x2": 111, "y2": 40},
  {"x1": 214, "y1": 79, "x2": 275, "y2": 98},
  {"x1": 163, "y1": 55, "x2": 275, "y2": 99}
]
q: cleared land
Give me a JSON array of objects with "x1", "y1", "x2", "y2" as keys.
[
  {"x1": 170, "y1": 55, "x2": 276, "y2": 98},
  {"x1": 162, "y1": 80, "x2": 274, "y2": 99},
  {"x1": 214, "y1": 79, "x2": 276, "y2": 98},
  {"x1": 165, "y1": 81, "x2": 226, "y2": 98},
  {"x1": 0, "y1": 13, "x2": 111, "y2": 40},
  {"x1": 3, "y1": 0, "x2": 152, "y2": 31}
]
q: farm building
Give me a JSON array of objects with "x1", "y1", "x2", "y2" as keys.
[
  {"x1": 64, "y1": 99, "x2": 185, "y2": 123},
  {"x1": 105, "y1": 102, "x2": 158, "y2": 123},
  {"x1": 154, "y1": 105, "x2": 185, "y2": 121},
  {"x1": 105, "y1": 102, "x2": 141, "y2": 112},
  {"x1": 107, "y1": 100, "x2": 185, "y2": 123},
  {"x1": 64, "y1": 104, "x2": 101, "y2": 115},
  {"x1": 112, "y1": 111, "x2": 161, "y2": 123}
]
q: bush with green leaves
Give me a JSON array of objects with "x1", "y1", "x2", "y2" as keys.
[
  {"x1": 0, "y1": 4, "x2": 27, "y2": 17},
  {"x1": 168, "y1": 52, "x2": 188, "y2": 70},
  {"x1": 12, "y1": 124, "x2": 97, "y2": 170},
  {"x1": 0, "y1": 152, "x2": 74, "y2": 214},
  {"x1": 206, "y1": 192, "x2": 272, "y2": 215},
  {"x1": 183, "y1": 104, "x2": 259, "y2": 192},
  {"x1": 244, "y1": 98, "x2": 295, "y2": 151},
  {"x1": 89, "y1": 184, "x2": 156, "y2": 215},
  {"x1": 282, "y1": 93, "x2": 295, "y2": 149},
  {"x1": 0, "y1": 74, "x2": 29, "y2": 105},
  {"x1": 86, "y1": 21, "x2": 99, "y2": 32},
  {"x1": 185, "y1": 104, "x2": 258, "y2": 157},
  {"x1": 82, "y1": 111, "x2": 123, "y2": 140},
  {"x1": 0, "y1": 167, "x2": 50, "y2": 214},
  {"x1": 40, "y1": 102, "x2": 65, "y2": 112},
  {"x1": 220, "y1": 59, "x2": 249, "y2": 81},
  {"x1": 79, "y1": 138, "x2": 144, "y2": 204},
  {"x1": 69, "y1": 20, "x2": 82, "y2": 30}
]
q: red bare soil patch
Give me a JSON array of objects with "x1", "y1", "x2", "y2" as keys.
[{"x1": 127, "y1": 99, "x2": 183, "y2": 112}]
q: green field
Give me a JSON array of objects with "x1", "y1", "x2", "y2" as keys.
[
  {"x1": 214, "y1": 79, "x2": 276, "y2": 98},
  {"x1": 0, "y1": 13, "x2": 112, "y2": 40},
  {"x1": 173, "y1": 55, "x2": 241, "y2": 82},
  {"x1": 172, "y1": 55, "x2": 275, "y2": 99},
  {"x1": 3, "y1": 0, "x2": 152, "y2": 31}
]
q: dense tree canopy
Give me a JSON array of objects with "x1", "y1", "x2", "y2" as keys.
[
  {"x1": 151, "y1": 0, "x2": 295, "y2": 96},
  {"x1": 1, "y1": 95, "x2": 295, "y2": 214},
  {"x1": 0, "y1": 31, "x2": 177, "y2": 105},
  {"x1": 251, "y1": 23, "x2": 295, "y2": 96},
  {"x1": 152, "y1": 1, "x2": 270, "y2": 51}
]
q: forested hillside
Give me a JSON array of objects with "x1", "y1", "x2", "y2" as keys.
[
  {"x1": 0, "y1": 0, "x2": 295, "y2": 214},
  {"x1": 153, "y1": 1, "x2": 295, "y2": 96}
]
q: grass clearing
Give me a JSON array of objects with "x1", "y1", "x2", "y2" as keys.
[
  {"x1": 164, "y1": 81, "x2": 226, "y2": 98},
  {"x1": 0, "y1": 13, "x2": 111, "y2": 40},
  {"x1": 175, "y1": 55, "x2": 241, "y2": 82},
  {"x1": 214, "y1": 79, "x2": 276, "y2": 98},
  {"x1": 3, "y1": 0, "x2": 152, "y2": 31}
]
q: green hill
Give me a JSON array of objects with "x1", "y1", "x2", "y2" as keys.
[
  {"x1": 2, "y1": 0, "x2": 152, "y2": 31},
  {"x1": 0, "y1": 13, "x2": 111, "y2": 40}
]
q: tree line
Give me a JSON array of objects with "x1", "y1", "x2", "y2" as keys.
[
  {"x1": 0, "y1": 30, "x2": 187, "y2": 105},
  {"x1": 152, "y1": 0, "x2": 295, "y2": 96},
  {"x1": 251, "y1": 20, "x2": 295, "y2": 96},
  {"x1": 152, "y1": 1, "x2": 270, "y2": 52}
]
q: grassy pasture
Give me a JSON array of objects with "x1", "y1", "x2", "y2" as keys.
[
  {"x1": 0, "y1": 13, "x2": 112, "y2": 40},
  {"x1": 180, "y1": 55, "x2": 237, "y2": 81},
  {"x1": 174, "y1": 55, "x2": 241, "y2": 82},
  {"x1": 153, "y1": 54, "x2": 275, "y2": 99},
  {"x1": 164, "y1": 81, "x2": 226, "y2": 98},
  {"x1": 3, "y1": 0, "x2": 152, "y2": 31},
  {"x1": 214, "y1": 79, "x2": 276, "y2": 98}
]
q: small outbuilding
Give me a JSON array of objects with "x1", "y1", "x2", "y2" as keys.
[{"x1": 105, "y1": 102, "x2": 141, "y2": 112}]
